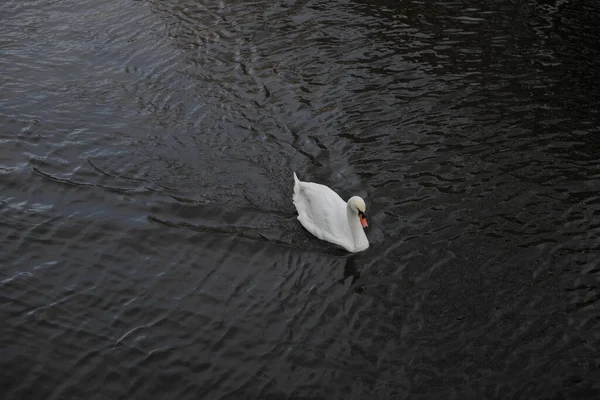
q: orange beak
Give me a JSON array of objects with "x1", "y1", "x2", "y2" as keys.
[{"x1": 359, "y1": 213, "x2": 368, "y2": 229}]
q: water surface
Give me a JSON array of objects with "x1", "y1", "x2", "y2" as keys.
[{"x1": 1, "y1": 0, "x2": 600, "y2": 398}]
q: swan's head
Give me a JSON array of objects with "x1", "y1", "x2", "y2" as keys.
[{"x1": 348, "y1": 196, "x2": 368, "y2": 229}]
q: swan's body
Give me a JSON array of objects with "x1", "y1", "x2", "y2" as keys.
[{"x1": 293, "y1": 173, "x2": 369, "y2": 253}]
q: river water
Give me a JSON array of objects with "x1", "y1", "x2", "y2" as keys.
[{"x1": 1, "y1": 0, "x2": 599, "y2": 398}]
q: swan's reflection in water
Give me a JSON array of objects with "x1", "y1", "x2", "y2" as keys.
[{"x1": 341, "y1": 256, "x2": 365, "y2": 293}]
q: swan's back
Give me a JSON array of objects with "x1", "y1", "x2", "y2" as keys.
[{"x1": 293, "y1": 173, "x2": 349, "y2": 247}]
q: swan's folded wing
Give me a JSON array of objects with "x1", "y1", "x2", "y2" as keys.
[{"x1": 293, "y1": 181, "x2": 350, "y2": 247}]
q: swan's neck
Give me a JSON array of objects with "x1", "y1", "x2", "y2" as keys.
[{"x1": 346, "y1": 204, "x2": 369, "y2": 252}]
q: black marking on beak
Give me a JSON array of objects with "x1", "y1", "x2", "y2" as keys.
[{"x1": 358, "y1": 211, "x2": 368, "y2": 229}]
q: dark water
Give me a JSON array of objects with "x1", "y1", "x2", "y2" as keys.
[{"x1": 2, "y1": 0, "x2": 600, "y2": 398}]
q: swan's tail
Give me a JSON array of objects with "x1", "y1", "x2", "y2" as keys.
[{"x1": 293, "y1": 172, "x2": 301, "y2": 206}]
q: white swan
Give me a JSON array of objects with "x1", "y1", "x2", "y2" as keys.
[{"x1": 293, "y1": 172, "x2": 369, "y2": 253}]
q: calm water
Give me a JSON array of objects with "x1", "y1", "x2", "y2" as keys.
[{"x1": 1, "y1": 0, "x2": 600, "y2": 398}]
